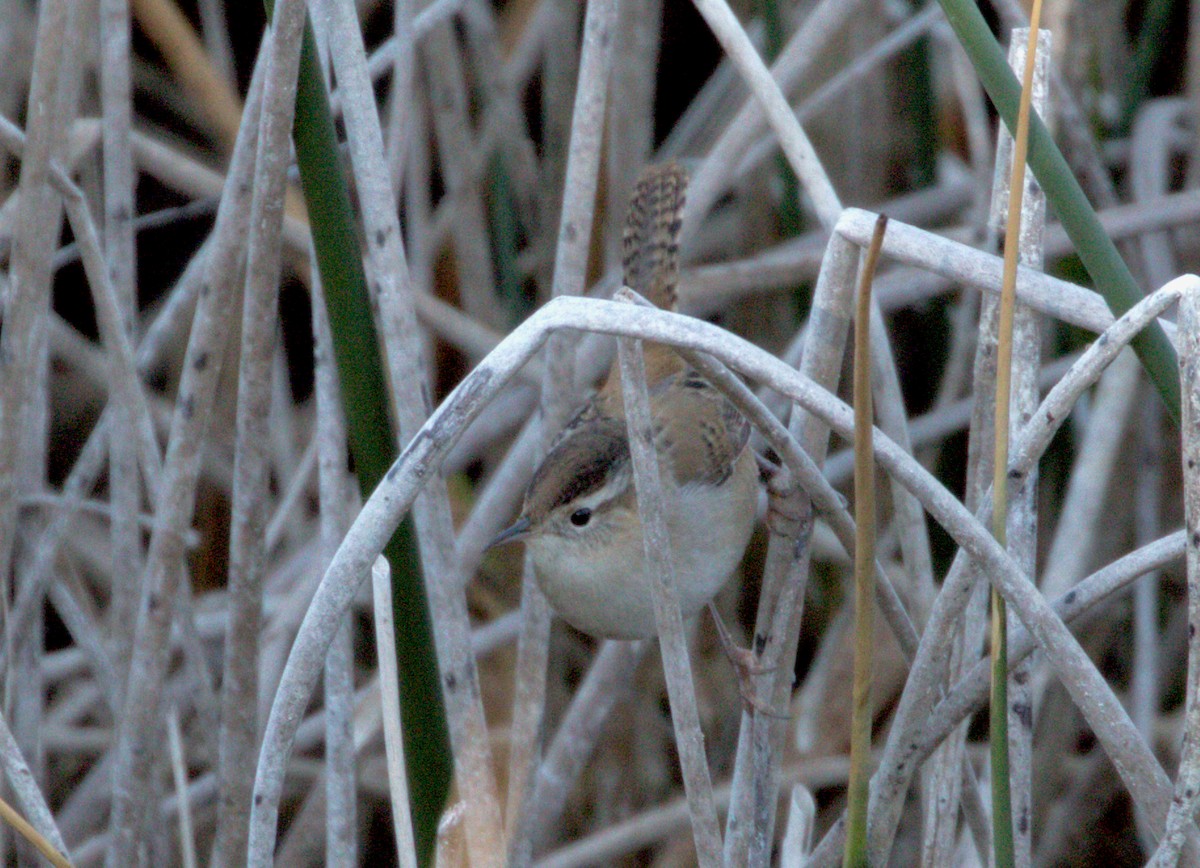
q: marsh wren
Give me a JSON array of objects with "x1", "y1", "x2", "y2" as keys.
[{"x1": 490, "y1": 162, "x2": 758, "y2": 640}]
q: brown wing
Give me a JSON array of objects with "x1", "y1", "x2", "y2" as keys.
[{"x1": 651, "y1": 371, "x2": 750, "y2": 487}]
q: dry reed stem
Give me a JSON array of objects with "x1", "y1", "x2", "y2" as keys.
[{"x1": 615, "y1": 326, "x2": 723, "y2": 866}]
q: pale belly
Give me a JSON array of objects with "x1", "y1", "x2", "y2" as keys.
[{"x1": 529, "y1": 449, "x2": 758, "y2": 639}]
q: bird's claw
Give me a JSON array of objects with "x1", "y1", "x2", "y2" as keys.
[{"x1": 708, "y1": 603, "x2": 789, "y2": 719}]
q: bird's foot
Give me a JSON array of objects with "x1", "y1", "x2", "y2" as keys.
[
  {"x1": 707, "y1": 603, "x2": 789, "y2": 719},
  {"x1": 756, "y1": 453, "x2": 808, "y2": 541}
]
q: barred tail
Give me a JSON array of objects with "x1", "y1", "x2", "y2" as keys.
[{"x1": 621, "y1": 161, "x2": 688, "y2": 312}]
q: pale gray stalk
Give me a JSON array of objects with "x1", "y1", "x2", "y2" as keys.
[
  {"x1": 385, "y1": 0, "x2": 415, "y2": 194},
  {"x1": 104, "y1": 30, "x2": 269, "y2": 868},
  {"x1": 680, "y1": 182, "x2": 1200, "y2": 319},
  {"x1": 520, "y1": 639, "x2": 648, "y2": 854},
  {"x1": 681, "y1": 173, "x2": 974, "y2": 315},
  {"x1": 350, "y1": 0, "x2": 471, "y2": 93},
  {"x1": 255, "y1": 541, "x2": 326, "y2": 729},
  {"x1": 668, "y1": 285, "x2": 971, "y2": 863},
  {"x1": 403, "y1": 84, "x2": 435, "y2": 354},
  {"x1": 57, "y1": 182, "x2": 162, "y2": 481},
  {"x1": 734, "y1": 4, "x2": 942, "y2": 179},
  {"x1": 943, "y1": 30, "x2": 996, "y2": 224},
  {"x1": 453, "y1": 417, "x2": 538, "y2": 574},
  {"x1": 99, "y1": 0, "x2": 141, "y2": 675},
  {"x1": 1027, "y1": 353, "x2": 1139, "y2": 828},
  {"x1": 422, "y1": 24, "x2": 503, "y2": 327},
  {"x1": 530, "y1": 0, "x2": 579, "y2": 312},
  {"x1": 1034, "y1": 751, "x2": 1121, "y2": 863},
  {"x1": 544, "y1": 0, "x2": 616, "y2": 311},
  {"x1": 536, "y1": 757, "x2": 851, "y2": 867},
  {"x1": 371, "y1": 558, "x2": 419, "y2": 868},
  {"x1": 267, "y1": 345, "x2": 303, "y2": 539},
  {"x1": 0, "y1": 0, "x2": 73, "y2": 724},
  {"x1": 270, "y1": 772, "x2": 333, "y2": 863},
  {"x1": 791, "y1": 607, "x2": 850, "y2": 756},
  {"x1": 240, "y1": 311, "x2": 616, "y2": 866},
  {"x1": 820, "y1": 494, "x2": 1185, "y2": 864},
  {"x1": 834, "y1": 209, "x2": 1130, "y2": 335},
  {"x1": 57, "y1": 750, "x2": 115, "y2": 845},
  {"x1": 21, "y1": 201, "x2": 222, "y2": 838},
  {"x1": 997, "y1": 33, "x2": 1050, "y2": 867},
  {"x1": 723, "y1": 231, "x2": 857, "y2": 864},
  {"x1": 504, "y1": 543, "x2": 553, "y2": 868},
  {"x1": 924, "y1": 30, "x2": 1048, "y2": 867},
  {"x1": 1129, "y1": 98, "x2": 1185, "y2": 853},
  {"x1": 499, "y1": 0, "x2": 557, "y2": 89},
  {"x1": 312, "y1": 268, "x2": 357, "y2": 868},
  {"x1": 263, "y1": 438, "x2": 318, "y2": 552},
  {"x1": 210, "y1": 13, "x2": 304, "y2": 862},
  {"x1": 458, "y1": 1, "x2": 541, "y2": 210},
  {"x1": 70, "y1": 771, "x2": 220, "y2": 865},
  {"x1": 780, "y1": 785, "x2": 817, "y2": 866},
  {"x1": 414, "y1": 292, "x2": 545, "y2": 380},
  {"x1": 868, "y1": 299, "x2": 935, "y2": 626},
  {"x1": 8, "y1": 8, "x2": 86, "y2": 858},
  {"x1": 688, "y1": 0, "x2": 841, "y2": 229},
  {"x1": 1132, "y1": 386, "x2": 1165, "y2": 854},
  {"x1": 195, "y1": 0, "x2": 234, "y2": 84},
  {"x1": 1130, "y1": 100, "x2": 1185, "y2": 291},
  {"x1": 0, "y1": 708, "x2": 70, "y2": 858},
  {"x1": 1148, "y1": 259, "x2": 1200, "y2": 866},
  {"x1": 42, "y1": 559, "x2": 122, "y2": 717},
  {"x1": 166, "y1": 708, "x2": 198, "y2": 868},
  {"x1": 127, "y1": 129, "x2": 241, "y2": 202},
  {"x1": 662, "y1": 342, "x2": 916, "y2": 659},
  {"x1": 990, "y1": 0, "x2": 1132, "y2": 219},
  {"x1": 825, "y1": 353, "x2": 1079, "y2": 486},
  {"x1": 603, "y1": 0, "x2": 662, "y2": 259},
  {"x1": 682, "y1": 0, "x2": 864, "y2": 233},
  {"x1": 1037, "y1": 350, "x2": 1139, "y2": 603},
  {"x1": 904, "y1": 531, "x2": 1187, "y2": 816},
  {"x1": 615, "y1": 331, "x2": 723, "y2": 866},
  {"x1": 507, "y1": 0, "x2": 619, "y2": 861}
]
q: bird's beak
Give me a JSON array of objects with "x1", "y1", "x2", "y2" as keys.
[{"x1": 486, "y1": 516, "x2": 532, "y2": 551}]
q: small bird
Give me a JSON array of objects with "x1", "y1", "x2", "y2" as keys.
[{"x1": 489, "y1": 162, "x2": 759, "y2": 640}]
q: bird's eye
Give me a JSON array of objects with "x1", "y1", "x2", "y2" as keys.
[{"x1": 570, "y1": 507, "x2": 592, "y2": 527}]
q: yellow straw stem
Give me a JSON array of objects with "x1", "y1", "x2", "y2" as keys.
[
  {"x1": 0, "y1": 796, "x2": 72, "y2": 868},
  {"x1": 994, "y1": 6, "x2": 1046, "y2": 526},
  {"x1": 843, "y1": 213, "x2": 888, "y2": 868},
  {"x1": 991, "y1": 8, "x2": 1044, "y2": 867}
]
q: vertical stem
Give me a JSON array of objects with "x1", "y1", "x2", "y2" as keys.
[
  {"x1": 312, "y1": 266, "x2": 358, "y2": 868},
  {"x1": 843, "y1": 215, "x2": 887, "y2": 868},
  {"x1": 372, "y1": 559, "x2": 420, "y2": 868},
  {"x1": 724, "y1": 231, "x2": 859, "y2": 864},
  {"x1": 616, "y1": 329, "x2": 723, "y2": 867},
  {"x1": 990, "y1": 10, "x2": 1044, "y2": 867},
  {"x1": 988, "y1": 594, "x2": 1013, "y2": 863},
  {"x1": 508, "y1": 1, "x2": 619, "y2": 861},
  {"x1": 99, "y1": 0, "x2": 141, "y2": 684},
  {"x1": 210, "y1": 11, "x2": 304, "y2": 862}
]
